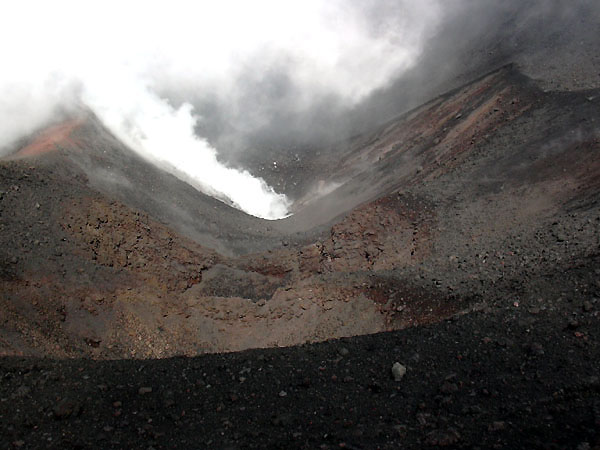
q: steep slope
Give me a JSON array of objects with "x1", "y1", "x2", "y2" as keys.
[
  {"x1": 7, "y1": 115, "x2": 290, "y2": 256},
  {"x1": 285, "y1": 65, "x2": 600, "y2": 228},
  {"x1": 1, "y1": 66, "x2": 599, "y2": 360}
]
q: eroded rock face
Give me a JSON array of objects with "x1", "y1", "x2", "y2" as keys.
[
  {"x1": 1, "y1": 66, "x2": 599, "y2": 358},
  {"x1": 326, "y1": 193, "x2": 435, "y2": 272}
]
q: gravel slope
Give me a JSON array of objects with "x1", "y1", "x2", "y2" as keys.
[
  {"x1": 1, "y1": 62, "x2": 599, "y2": 448},
  {"x1": 1, "y1": 254, "x2": 599, "y2": 449}
]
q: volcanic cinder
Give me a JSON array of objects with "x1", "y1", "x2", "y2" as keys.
[
  {"x1": 1, "y1": 3, "x2": 600, "y2": 448},
  {"x1": 1, "y1": 64, "x2": 598, "y2": 360}
]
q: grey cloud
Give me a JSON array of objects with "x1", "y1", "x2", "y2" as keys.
[{"x1": 167, "y1": 0, "x2": 598, "y2": 173}]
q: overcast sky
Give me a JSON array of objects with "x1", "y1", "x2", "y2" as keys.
[
  {"x1": 0, "y1": 0, "x2": 445, "y2": 218},
  {"x1": 1, "y1": 1, "x2": 597, "y2": 218}
]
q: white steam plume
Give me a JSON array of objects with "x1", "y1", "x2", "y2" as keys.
[
  {"x1": 83, "y1": 72, "x2": 291, "y2": 219},
  {"x1": 0, "y1": 0, "x2": 442, "y2": 219}
]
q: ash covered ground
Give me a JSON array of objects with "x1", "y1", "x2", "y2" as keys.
[{"x1": 1, "y1": 2, "x2": 600, "y2": 449}]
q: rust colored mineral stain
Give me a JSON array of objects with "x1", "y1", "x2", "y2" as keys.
[
  {"x1": 1, "y1": 66, "x2": 598, "y2": 359},
  {"x1": 7, "y1": 118, "x2": 84, "y2": 159}
]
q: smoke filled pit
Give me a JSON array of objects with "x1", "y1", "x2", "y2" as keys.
[{"x1": 0, "y1": 2, "x2": 599, "y2": 449}]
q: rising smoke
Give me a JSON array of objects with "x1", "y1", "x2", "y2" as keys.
[
  {"x1": 0, "y1": 0, "x2": 442, "y2": 219},
  {"x1": 2, "y1": 1, "x2": 597, "y2": 219}
]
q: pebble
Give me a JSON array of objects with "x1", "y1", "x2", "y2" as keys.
[
  {"x1": 12, "y1": 385, "x2": 30, "y2": 399},
  {"x1": 138, "y1": 387, "x2": 153, "y2": 395},
  {"x1": 583, "y1": 301, "x2": 593, "y2": 312},
  {"x1": 529, "y1": 343, "x2": 545, "y2": 356},
  {"x1": 53, "y1": 399, "x2": 80, "y2": 419},
  {"x1": 488, "y1": 421, "x2": 506, "y2": 431},
  {"x1": 425, "y1": 428, "x2": 461, "y2": 446},
  {"x1": 338, "y1": 347, "x2": 349, "y2": 356},
  {"x1": 278, "y1": 390, "x2": 287, "y2": 397},
  {"x1": 440, "y1": 382, "x2": 459, "y2": 394},
  {"x1": 391, "y1": 362, "x2": 407, "y2": 381},
  {"x1": 271, "y1": 413, "x2": 292, "y2": 426}
]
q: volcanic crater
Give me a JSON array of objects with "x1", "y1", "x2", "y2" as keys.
[
  {"x1": 1, "y1": 65, "x2": 598, "y2": 360},
  {"x1": 1, "y1": 63, "x2": 600, "y2": 449}
]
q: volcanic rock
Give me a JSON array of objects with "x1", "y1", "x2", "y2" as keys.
[{"x1": 392, "y1": 362, "x2": 407, "y2": 381}]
